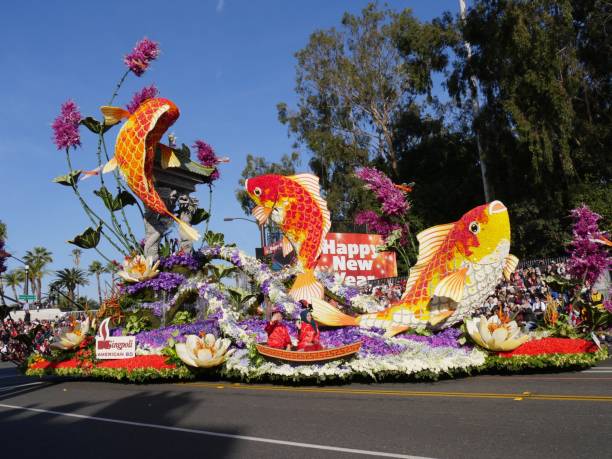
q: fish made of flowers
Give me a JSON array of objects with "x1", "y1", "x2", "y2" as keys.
[
  {"x1": 312, "y1": 201, "x2": 519, "y2": 336},
  {"x1": 95, "y1": 98, "x2": 199, "y2": 241},
  {"x1": 245, "y1": 174, "x2": 331, "y2": 302},
  {"x1": 465, "y1": 315, "x2": 529, "y2": 351},
  {"x1": 175, "y1": 334, "x2": 233, "y2": 368},
  {"x1": 51, "y1": 317, "x2": 90, "y2": 350},
  {"x1": 117, "y1": 254, "x2": 160, "y2": 283}
]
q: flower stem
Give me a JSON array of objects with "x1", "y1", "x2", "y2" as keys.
[
  {"x1": 205, "y1": 184, "x2": 213, "y2": 234},
  {"x1": 108, "y1": 70, "x2": 130, "y2": 106}
]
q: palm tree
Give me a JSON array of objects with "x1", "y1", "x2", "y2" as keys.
[
  {"x1": 23, "y1": 247, "x2": 53, "y2": 303},
  {"x1": 54, "y1": 268, "x2": 89, "y2": 303},
  {"x1": 71, "y1": 249, "x2": 83, "y2": 298},
  {"x1": 88, "y1": 260, "x2": 106, "y2": 305},
  {"x1": 105, "y1": 260, "x2": 120, "y2": 294},
  {"x1": 4, "y1": 270, "x2": 25, "y2": 305}
]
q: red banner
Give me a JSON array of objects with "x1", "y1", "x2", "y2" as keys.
[{"x1": 317, "y1": 233, "x2": 397, "y2": 286}]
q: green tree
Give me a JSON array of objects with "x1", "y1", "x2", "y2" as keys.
[
  {"x1": 105, "y1": 260, "x2": 120, "y2": 295},
  {"x1": 54, "y1": 268, "x2": 89, "y2": 303},
  {"x1": 88, "y1": 260, "x2": 106, "y2": 305},
  {"x1": 23, "y1": 247, "x2": 53, "y2": 303},
  {"x1": 447, "y1": 0, "x2": 611, "y2": 257},
  {"x1": 4, "y1": 270, "x2": 25, "y2": 305},
  {"x1": 278, "y1": 3, "x2": 452, "y2": 226}
]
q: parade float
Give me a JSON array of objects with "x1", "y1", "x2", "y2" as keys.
[{"x1": 23, "y1": 38, "x2": 610, "y2": 383}]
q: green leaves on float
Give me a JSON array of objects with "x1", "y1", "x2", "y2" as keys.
[
  {"x1": 53, "y1": 170, "x2": 82, "y2": 186},
  {"x1": 190, "y1": 208, "x2": 210, "y2": 225},
  {"x1": 204, "y1": 230, "x2": 225, "y2": 247},
  {"x1": 94, "y1": 186, "x2": 137, "y2": 212},
  {"x1": 80, "y1": 117, "x2": 114, "y2": 134},
  {"x1": 68, "y1": 224, "x2": 102, "y2": 249},
  {"x1": 209, "y1": 264, "x2": 237, "y2": 283},
  {"x1": 226, "y1": 287, "x2": 256, "y2": 306}
]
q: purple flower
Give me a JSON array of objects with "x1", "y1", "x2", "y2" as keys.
[
  {"x1": 126, "y1": 85, "x2": 159, "y2": 113},
  {"x1": 398, "y1": 327, "x2": 462, "y2": 349},
  {"x1": 261, "y1": 279, "x2": 271, "y2": 296},
  {"x1": 230, "y1": 249, "x2": 243, "y2": 267},
  {"x1": 193, "y1": 140, "x2": 222, "y2": 182},
  {"x1": 604, "y1": 298, "x2": 612, "y2": 314},
  {"x1": 125, "y1": 272, "x2": 186, "y2": 295},
  {"x1": 0, "y1": 238, "x2": 8, "y2": 274},
  {"x1": 354, "y1": 210, "x2": 401, "y2": 239},
  {"x1": 566, "y1": 205, "x2": 611, "y2": 285},
  {"x1": 52, "y1": 100, "x2": 81, "y2": 150},
  {"x1": 124, "y1": 38, "x2": 160, "y2": 77},
  {"x1": 159, "y1": 252, "x2": 202, "y2": 271},
  {"x1": 319, "y1": 327, "x2": 406, "y2": 356},
  {"x1": 140, "y1": 301, "x2": 166, "y2": 317},
  {"x1": 355, "y1": 167, "x2": 409, "y2": 216},
  {"x1": 129, "y1": 320, "x2": 221, "y2": 348}
]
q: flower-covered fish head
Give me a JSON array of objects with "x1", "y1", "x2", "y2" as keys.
[
  {"x1": 175, "y1": 333, "x2": 234, "y2": 368},
  {"x1": 465, "y1": 314, "x2": 529, "y2": 352},
  {"x1": 51, "y1": 317, "x2": 90, "y2": 350},
  {"x1": 118, "y1": 255, "x2": 160, "y2": 283},
  {"x1": 451, "y1": 201, "x2": 510, "y2": 262},
  {"x1": 245, "y1": 174, "x2": 281, "y2": 209}
]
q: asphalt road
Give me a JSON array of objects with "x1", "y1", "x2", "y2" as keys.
[{"x1": 1, "y1": 359, "x2": 611, "y2": 459}]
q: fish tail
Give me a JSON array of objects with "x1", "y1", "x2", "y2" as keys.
[
  {"x1": 167, "y1": 213, "x2": 200, "y2": 241},
  {"x1": 311, "y1": 298, "x2": 357, "y2": 327},
  {"x1": 289, "y1": 269, "x2": 324, "y2": 302}
]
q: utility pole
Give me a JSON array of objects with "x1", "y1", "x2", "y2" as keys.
[{"x1": 459, "y1": 0, "x2": 492, "y2": 202}]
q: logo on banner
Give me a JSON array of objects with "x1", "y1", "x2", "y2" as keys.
[{"x1": 95, "y1": 317, "x2": 135, "y2": 359}]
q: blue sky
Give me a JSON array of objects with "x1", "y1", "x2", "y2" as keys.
[{"x1": 0, "y1": 0, "x2": 460, "y2": 298}]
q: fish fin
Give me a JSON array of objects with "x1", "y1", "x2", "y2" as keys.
[
  {"x1": 503, "y1": 254, "x2": 519, "y2": 280},
  {"x1": 403, "y1": 223, "x2": 455, "y2": 296},
  {"x1": 102, "y1": 157, "x2": 118, "y2": 174},
  {"x1": 100, "y1": 106, "x2": 130, "y2": 126},
  {"x1": 433, "y1": 267, "x2": 468, "y2": 303},
  {"x1": 160, "y1": 144, "x2": 181, "y2": 169},
  {"x1": 429, "y1": 310, "x2": 454, "y2": 326},
  {"x1": 252, "y1": 205, "x2": 272, "y2": 225},
  {"x1": 311, "y1": 298, "x2": 357, "y2": 327},
  {"x1": 288, "y1": 174, "x2": 331, "y2": 258},
  {"x1": 80, "y1": 165, "x2": 103, "y2": 180},
  {"x1": 282, "y1": 237, "x2": 294, "y2": 257},
  {"x1": 289, "y1": 269, "x2": 324, "y2": 302},
  {"x1": 169, "y1": 214, "x2": 200, "y2": 241},
  {"x1": 384, "y1": 324, "x2": 410, "y2": 338}
]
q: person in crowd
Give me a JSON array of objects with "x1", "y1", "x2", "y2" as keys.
[{"x1": 264, "y1": 308, "x2": 292, "y2": 350}]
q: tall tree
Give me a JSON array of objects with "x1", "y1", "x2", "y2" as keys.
[
  {"x1": 88, "y1": 260, "x2": 106, "y2": 305},
  {"x1": 105, "y1": 260, "x2": 120, "y2": 295},
  {"x1": 54, "y1": 268, "x2": 89, "y2": 303},
  {"x1": 447, "y1": 0, "x2": 611, "y2": 257},
  {"x1": 278, "y1": 3, "x2": 452, "y2": 225},
  {"x1": 4, "y1": 270, "x2": 25, "y2": 305},
  {"x1": 23, "y1": 247, "x2": 53, "y2": 303}
]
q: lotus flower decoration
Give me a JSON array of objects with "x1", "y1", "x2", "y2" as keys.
[
  {"x1": 175, "y1": 334, "x2": 234, "y2": 368},
  {"x1": 465, "y1": 314, "x2": 529, "y2": 352},
  {"x1": 51, "y1": 317, "x2": 90, "y2": 350},
  {"x1": 117, "y1": 255, "x2": 160, "y2": 283}
]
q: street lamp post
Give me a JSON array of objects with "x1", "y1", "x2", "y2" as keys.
[{"x1": 223, "y1": 217, "x2": 266, "y2": 249}]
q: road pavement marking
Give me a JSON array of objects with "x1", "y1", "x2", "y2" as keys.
[
  {"x1": 179, "y1": 382, "x2": 612, "y2": 402},
  {"x1": 0, "y1": 382, "x2": 44, "y2": 391},
  {"x1": 0, "y1": 403, "x2": 431, "y2": 459}
]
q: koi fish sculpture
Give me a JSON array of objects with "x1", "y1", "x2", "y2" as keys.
[
  {"x1": 312, "y1": 201, "x2": 519, "y2": 336},
  {"x1": 245, "y1": 174, "x2": 330, "y2": 302},
  {"x1": 95, "y1": 98, "x2": 199, "y2": 241}
]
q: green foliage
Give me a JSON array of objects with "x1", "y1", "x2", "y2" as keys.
[
  {"x1": 190, "y1": 208, "x2": 210, "y2": 225},
  {"x1": 204, "y1": 230, "x2": 228, "y2": 247},
  {"x1": 226, "y1": 287, "x2": 256, "y2": 307},
  {"x1": 53, "y1": 170, "x2": 82, "y2": 187},
  {"x1": 170, "y1": 310, "x2": 194, "y2": 325},
  {"x1": 123, "y1": 309, "x2": 160, "y2": 334},
  {"x1": 68, "y1": 225, "x2": 102, "y2": 249},
  {"x1": 94, "y1": 186, "x2": 137, "y2": 212},
  {"x1": 80, "y1": 117, "x2": 114, "y2": 134}
]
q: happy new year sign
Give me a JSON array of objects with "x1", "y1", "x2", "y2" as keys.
[{"x1": 317, "y1": 233, "x2": 397, "y2": 286}]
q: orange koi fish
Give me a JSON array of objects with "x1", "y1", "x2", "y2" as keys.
[
  {"x1": 98, "y1": 98, "x2": 199, "y2": 241},
  {"x1": 245, "y1": 174, "x2": 331, "y2": 301},
  {"x1": 312, "y1": 201, "x2": 519, "y2": 336}
]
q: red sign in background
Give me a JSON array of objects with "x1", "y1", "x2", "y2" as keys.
[{"x1": 317, "y1": 233, "x2": 397, "y2": 286}]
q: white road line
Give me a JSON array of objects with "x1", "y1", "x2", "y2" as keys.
[
  {"x1": 0, "y1": 403, "x2": 431, "y2": 459},
  {"x1": 0, "y1": 382, "x2": 44, "y2": 391},
  {"x1": 582, "y1": 370, "x2": 612, "y2": 374}
]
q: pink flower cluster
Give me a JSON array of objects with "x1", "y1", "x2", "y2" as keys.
[
  {"x1": 52, "y1": 100, "x2": 81, "y2": 150},
  {"x1": 566, "y1": 205, "x2": 610, "y2": 285},
  {"x1": 126, "y1": 85, "x2": 159, "y2": 113},
  {"x1": 124, "y1": 38, "x2": 160, "y2": 77},
  {"x1": 355, "y1": 167, "x2": 409, "y2": 216},
  {"x1": 193, "y1": 140, "x2": 220, "y2": 182},
  {"x1": 354, "y1": 210, "x2": 401, "y2": 238}
]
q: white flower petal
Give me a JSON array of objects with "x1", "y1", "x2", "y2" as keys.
[{"x1": 175, "y1": 343, "x2": 198, "y2": 367}]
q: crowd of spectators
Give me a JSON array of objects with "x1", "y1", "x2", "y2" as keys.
[{"x1": 0, "y1": 316, "x2": 73, "y2": 363}]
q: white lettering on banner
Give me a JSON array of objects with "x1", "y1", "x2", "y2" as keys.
[{"x1": 321, "y1": 240, "x2": 378, "y2": 260}]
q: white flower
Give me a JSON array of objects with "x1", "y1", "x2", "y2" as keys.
[
  {"x1": 117, "y1": 255, "x2": 160, "y2": 283},
  {"x1": 465, "y1": 315, "x2": 529, "y2": 351},
  {"x1": 51, "y1": 317, "x2": 90, "y2": 350},
  {"x1": 175, "y1": 334, "x2": 234, "y2": 368}
]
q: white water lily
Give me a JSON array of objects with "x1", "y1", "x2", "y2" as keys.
[
  {"x1": 117, "y1": 255, "x2": 160, "y2": 283},
  {"x1": 51, "y1": 317, "x2": 90, "y2": 350},
  {"x1": 465, "y1": 315, "x2": 529, "y2": 351},
  {"x1": 175, "y1": 334, "x2": 234, "y2": 368}
]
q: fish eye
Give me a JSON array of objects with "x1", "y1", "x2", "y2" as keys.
[
  {"x1": 469, "y1": 221, "x2": 480, "y2": 234},
  {"x1": 253, "y1": 187, "x2": 262, "y2": 197}
]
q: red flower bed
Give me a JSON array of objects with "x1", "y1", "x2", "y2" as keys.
[
  {"x1": 499, "y1": 338, "x2": 598, "y2": 358},
  {"x1": 30, "y1": 355, "x2": 175, "y2": 371}
]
